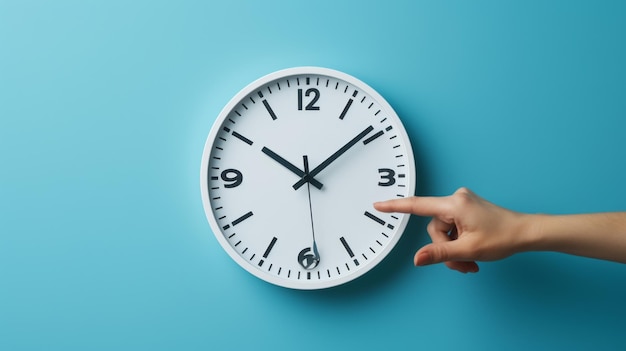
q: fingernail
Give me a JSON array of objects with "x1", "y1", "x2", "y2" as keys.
[{"x1": 414, "y1": 251, "x2": 431, "y2": 266}]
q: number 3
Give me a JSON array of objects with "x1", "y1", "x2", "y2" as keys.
[{"x1": 378, "y1": 168, "x2": 396, "y2": 186}]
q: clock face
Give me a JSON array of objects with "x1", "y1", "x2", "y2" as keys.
[{"x1": 200, "y1": 67, "x2": 416, "y2": 289}]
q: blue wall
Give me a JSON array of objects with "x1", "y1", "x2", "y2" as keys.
[{"x1": 2, "y1": 1, "x2": 625, "y2": 350}]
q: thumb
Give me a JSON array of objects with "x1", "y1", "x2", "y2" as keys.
[
  {"x1": 414, "y1": 243, "x2": 455, "y2": 266},
  {"x1": 414, "y1": 242, "x2": 479, "y2": 273}
]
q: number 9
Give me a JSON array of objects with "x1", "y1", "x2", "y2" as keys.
[{"x1": 221, "y1": 169, "x2": 243, "y2": 188}]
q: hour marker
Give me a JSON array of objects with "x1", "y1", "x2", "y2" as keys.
[
  {"x1": 385, "y1": 126, "x2": 393, "y2": 132},
  {"x1": 232, "y1": 131, "x2": 253, "y2": 145},
  {"x1": 262, "y1": 100, "x2": 278, "y2": 120},
  {"x1": 365, "y1": 211, "x2": 395, "y2": 229},
  {"x1": 338, "y1": 99, "x2": 354, "y2": 120},
  {"x1": 364, "y1": 211, "x2": 385, "y2": 226},
  {"x1": 306, "y1": 77, "x2": 310, "y2": 85},
  {"x1": 232, "y1": 211, "x2": 253, "y2": 226},
  {"x1": 211, "y1": 176, "x2": 218, "y2": 180},
  {"x1": 258, "y1": 236, "x2": 277, "y2": 267},
  {"x1": 262, "y1": 237, "x2": 278, "y2": 259},
  {"x1": 363, "y1": 130, "x2": 384, "y2": 145},
  {"x1": 339, "y1": 237, "x2": 354, "y2": 257},
  {"x1": 257, "y1": 91, "x2": 264, "y2": 98},
  {"x1": 340, "y1": 236, "x2": 359, "y2": 266},
  {"x1": 352, "y1": 90, "x2": 358, "y2": 97}
]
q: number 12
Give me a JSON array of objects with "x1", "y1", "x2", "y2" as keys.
[{"x1": 297, "y1": 88, "x2": 320, "y2": 111}]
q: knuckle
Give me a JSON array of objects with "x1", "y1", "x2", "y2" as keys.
[
  {"x1": 426, "y1": 220, "x2": 437, "y2": 234},
  {"x1": 452, "y1": 187, "x2": 475, "y2": 208},
  {"x1": 455, "y1": 187, "x2": 471, "y2": 195}
]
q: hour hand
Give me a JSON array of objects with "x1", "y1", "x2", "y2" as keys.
[{"x1": 261, "y1": 147, "x2": 324, "y2": 189}]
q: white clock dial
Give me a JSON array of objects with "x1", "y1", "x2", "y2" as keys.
[{"x1": 200, "y1": 67, "x2": 416, "y2": 289}]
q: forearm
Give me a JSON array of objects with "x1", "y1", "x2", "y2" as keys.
[{"x1": 522, "y1": 213, "x2": 626, "y2": 263}]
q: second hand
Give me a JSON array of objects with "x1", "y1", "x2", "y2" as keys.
[{"x1": 303, "y1": 155, "x2": 320, "y2": 266}]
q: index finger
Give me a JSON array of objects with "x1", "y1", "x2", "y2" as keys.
[{"x1": 373, "y1": 196, "x2": 452, "y2": 217}]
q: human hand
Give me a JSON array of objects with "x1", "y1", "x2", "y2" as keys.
[{"x1": 374, "y1": 187, "x2": 531, "y2": 273}]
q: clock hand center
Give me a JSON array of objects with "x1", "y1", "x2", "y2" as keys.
[
  {"x1": 261, "y1": 146, "x2": 323, "y2": 189},
  {"x1": 292, "y1": 125, "x2": 374, "y2": 190}
]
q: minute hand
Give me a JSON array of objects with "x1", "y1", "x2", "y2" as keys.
[{"x1": 292, "y1": 125, "x2": 374, "y2": 190}]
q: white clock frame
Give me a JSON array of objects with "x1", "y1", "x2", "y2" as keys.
[{"x1": 200, "y1": 67, "x2": 416, "y2": 289}]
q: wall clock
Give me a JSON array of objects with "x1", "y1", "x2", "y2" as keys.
[{"x1": 200, "y1": 67, "x2": 416, "y2": 289}]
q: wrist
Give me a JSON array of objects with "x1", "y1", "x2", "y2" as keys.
[{"x1": 514, "y1": 213, "x2": 549, "y2": 253}]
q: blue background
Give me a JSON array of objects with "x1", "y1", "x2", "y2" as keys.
[{"x1": 2, "y1": 1, "x2": 625, "y2": 350}]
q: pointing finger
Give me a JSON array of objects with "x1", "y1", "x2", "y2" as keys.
[{"x1": 374, "y1": 196, "x2": 453, "y2": 218}]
